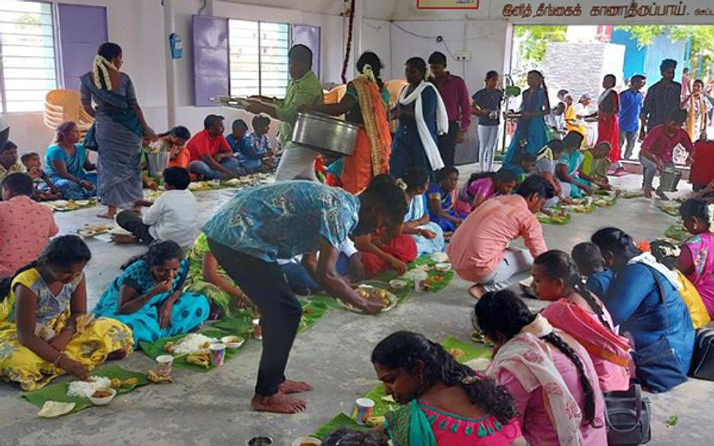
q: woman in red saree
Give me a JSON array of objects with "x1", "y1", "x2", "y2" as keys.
[
  {"x1": 597, "y1": 75, "x2": 621, "y2": 164},
  {"x1": 301, "y1": 52, "x2": 391, "y2": 193}
]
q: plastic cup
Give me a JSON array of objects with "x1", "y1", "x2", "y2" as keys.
[
  {"x1": 209, "y1": 343, "x2": 226, "y2": 366},
  {"x1": 156, "y1": 355, "x2": 174, "y2": 378},
  {"x1": 413, "y1": 271, "x2": 429, "y2": 292},
  {"x1": 355, "y1": 398, "x2": 375, "y2": 425},
  {"x1": 252, "y1": 318, "x2": 262, "y2": 340}
]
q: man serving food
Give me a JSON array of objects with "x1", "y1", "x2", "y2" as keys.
[{"x1": 202, "y1": 179, "x2": 407, "y2": 414}]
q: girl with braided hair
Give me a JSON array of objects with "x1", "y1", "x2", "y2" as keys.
[
  {"x1": 592, "y1": 227, "x2": 694, "y2": 392},
  {"x1": 371, "y1": 331, "x2": 525, "y2": 446},
  {"x1": 533, "y1": 250, "x2": 631, "y2": 392},
  {"x1": 474, "y1": 290, "x2": 606, "y2": 446}
]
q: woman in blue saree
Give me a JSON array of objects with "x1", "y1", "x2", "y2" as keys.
[
  {"x1": 556, "y1": 131, "x2": 593, "y2": 198},
  {"x1": 94, "y1": 241, "x2": 210, "y2": 346},
  {"x1": 81, "y1": 42, "x2": 154, "y2": 219},
  {"x1": 503, "y1": 71, "x2": 550, "y2": 167},
  {"x1": 44, "y1": 121, "x2": 97, "y2": 200}
]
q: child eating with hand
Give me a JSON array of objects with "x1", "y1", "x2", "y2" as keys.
[{"x1": 20, "y1": 152, "x2": 60, "y2": 201}]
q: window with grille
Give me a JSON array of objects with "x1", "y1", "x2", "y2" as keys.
[
  {"x1": 229, "y1": 20, "x2": 290, "y2": 98},
  {"x1": 0, "y1": 1, "x2": 57, "y2": 112}
]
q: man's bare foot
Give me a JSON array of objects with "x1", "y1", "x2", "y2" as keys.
[
  {"x1": 656, "y1": 189, "x2": 669, "y2": 200},
  {"x1": 251, "y1": 393, "x2": 307, "y2": 414},
  {"x1": 112, "y1": 234, "x2": 137, "y2": 244},
  {"x1": 643, "y1": 188, "x2": 653, "y2": 199},
  {"x1": 279, "y1": 380, "x2": 313, "y2": 394},
  {"x1": 98, "y1": 205, "x2": 117, "y2": 219},
  {"x1": 469, "y1": 284, "x2": 486, "y2": 300}
]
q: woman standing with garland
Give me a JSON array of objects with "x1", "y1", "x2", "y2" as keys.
[{"x1": 81, "y1": 42, "x2": 154, "y2": 219}]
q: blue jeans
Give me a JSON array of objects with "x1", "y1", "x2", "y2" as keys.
[
  {"x1": 281, "y1": 254, "x2": 350, "y2": 294},
  {"x1": 188, "y1": 158, "x2": 245, "y2": 180}
]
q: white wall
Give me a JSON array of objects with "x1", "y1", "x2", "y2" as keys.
[
  {"x1": 4, "y1": 0, "x2": 347, "y2": 155},
  {"x1": 388, "y1": 19, "x2": 511, "y2": 92},
  {"x1": 361, "y1": 19, "x2": 392, "y2": 79}
]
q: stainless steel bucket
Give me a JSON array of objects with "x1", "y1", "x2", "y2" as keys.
[
  {"x1": 291, "y1": 112, "x2": 359, "y2": 157},
  {"x1": 146, "y1": 151, "x2": 170, "y2": 177},
  {"x1": 660, "y1": 168, "x2": 682, "y2": 192}
]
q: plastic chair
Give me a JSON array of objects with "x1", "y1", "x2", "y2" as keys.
[
  {"x1": 323, "y1": 84, "x2": 347, "y2": 105},
  {"x1": 43, "y1": 89, "x2": 94, "y2": 137},
  {"x1": 384, "y1": 79, "x2": 408, "y2": 132}
]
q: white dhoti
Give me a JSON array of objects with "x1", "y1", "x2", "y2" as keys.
[{"x1": 275, "y1": 142, "x2": 318, "y2": 181}]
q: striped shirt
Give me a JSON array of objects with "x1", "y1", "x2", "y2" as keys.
[{"x1": 641, "y1": 79, "x2": 682, "y2": 131}]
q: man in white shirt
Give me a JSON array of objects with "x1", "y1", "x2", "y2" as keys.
[{"x1": 116, "y1": 167, "x2": 198, "y2": 250}]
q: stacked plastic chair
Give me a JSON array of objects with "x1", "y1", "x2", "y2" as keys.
[{"x1": 43, "y1": 89, "x2": 94, "y2": 140}]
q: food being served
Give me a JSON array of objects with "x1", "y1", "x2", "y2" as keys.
[
  {"x1": 77, "y1": 224, "x2": 113, "y2": 238},
  {"x1": 110, "y1": 377, "x2": 139, "y2": 390},
  {"x1": 342, "y1": 285, "x2": 396, "y2": 313},
  {"x1": 447, "y1": 348, "x2": 465, "y2": 359},
  {"x1": 471, "y1": 329, "x2": 495, "y2": 348},
  {"x1": 92, "y1": 388, "x2": 113, "y2": 398},
  {"x1": 38, "y1": 401, "x2": 76, "y2": 418},
  {"x1": 430, "y1": 252, "x2": 449, "y2": 263},
  {"x1": 365, "y1": 416, "x2": 385, "y2": 428},
  {"x1": 67, "y1": 376, "x2": 112, "y2": 398},
  {"x1": 187, "y1": 353, "x2": 211, "y2": 369},
  {"x1": 164, "y1": 333, "x2": 219, "y2": 355},
  {"x1": 664, "y1": 224, "x2": 689, "y2": 243},
  {"x1": 148, "y1": 370, "x2": 172, "y2": 384}
]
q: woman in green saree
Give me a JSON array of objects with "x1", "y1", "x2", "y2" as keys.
[{"x1": 371, "y1": 331, "x2": 526, "y2": 446}]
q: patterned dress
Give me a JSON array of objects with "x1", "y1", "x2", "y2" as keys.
[
  {"x1": 94, "y1": 259, "x2": 209, "y2": 345},
  {"x1": 187, "y1": 232, "x2": 250, "y2": 318},
  {"x1": 0, "y1": 269, "x2": 133, "y2": 391},
  {"x1": 683, "y1": 233, "x2": 714, "y2": 317},
  {"x1": 385, "y1": 399, "x2": 523, "y2": 446}
]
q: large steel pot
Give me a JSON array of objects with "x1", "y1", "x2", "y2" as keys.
[{"x1": 291, "y1": 112, "x2": 358, "y2": 157}]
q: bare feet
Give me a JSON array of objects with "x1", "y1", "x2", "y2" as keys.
[
  {"x1": 279, "y1": 380, "x2": 313, "y2": 394},
  {"x1": 97, "y1": 205, "x2": 117, "y2": 219},
  {"x1": 656, "y1": 188, "x2": 669, "y2": 201},
  {"x1": 643, "y1": 188, "x2": 653, "y2": 199},
  {"x1": 251, "y1": 393, "x2": 307, "y2": 414},
  {"x1": 112, "y1": 234, "x2": 137, "y2": 244},
  {"x1": 469, "y1": 284, "x2": 486, "y2": 300}
]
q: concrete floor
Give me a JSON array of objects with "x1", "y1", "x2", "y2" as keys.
[{"x1": 0, "y1": 167, "x2": 712, "y2": 446}]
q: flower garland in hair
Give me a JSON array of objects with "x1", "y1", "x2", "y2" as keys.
[
  {"x1": 361, "y1": 63, "x2": 376, "y2": 84},
  {"x1": 92, "y1": 55, "x2": 118, "y2": 90},
  {"x1": 707, "y1": 203, "x2": 714, "y2": 233},
  {"x1": 395, "y1": 178, "x2": 408, "y2": 191}
]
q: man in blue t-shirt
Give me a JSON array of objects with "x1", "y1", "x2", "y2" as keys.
[{"x1": 618, "y1": 75, "x2": 646, "y2": 160}]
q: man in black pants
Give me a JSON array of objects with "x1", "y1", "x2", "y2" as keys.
[
  {"x1": 429, "y1": 51, "x2": 471, "y2": 167},
  {"x1": 202, "y1": 179, "x2": 407, "y2": 414}
]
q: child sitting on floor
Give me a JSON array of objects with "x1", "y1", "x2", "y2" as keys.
[
  {"x1": 428, "y1": 167, "x2": 468, "y2": 233},
  {"x1": 571, "y1": 242, "x2": 614, "y2": 298},
  {"x1": 116, "y1": 167, "x2": 198, "y2": 250},
  {"x1": 237, "y1": 115, "x2": 274, "y2": 174},
  {"x1": 20, "y1": 152, "x2": 60, "y2": 201},
  {"x1": 505, "y1": 152, "x2": 537, "y2": 183},
  {"x1": 455, "y1": 168, "x2": 518, "y2": 213},
  {"x1": 226, "y1": 119, "x2": 248, "y2": 155},
  {"x1": 355, "y1": 175, "x2": 417, "y2": 278},
  {"x1": 580, "y1": 141, "x2": 612, "y2": 190}
]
